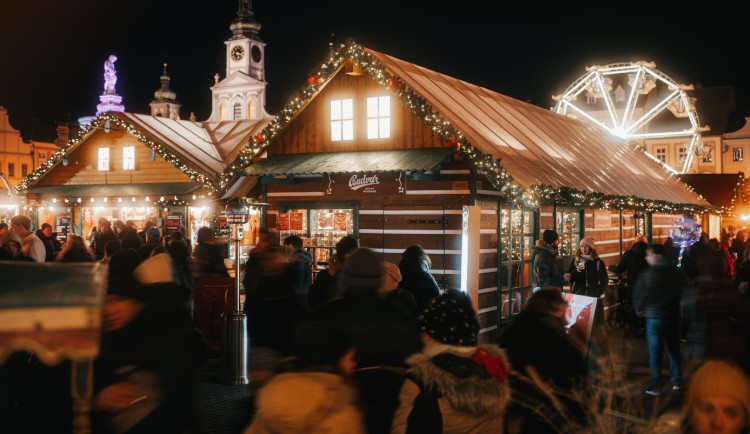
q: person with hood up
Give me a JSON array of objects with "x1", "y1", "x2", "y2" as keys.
[
  {"x1": 397, "y1": 245, "x2": 441, "y2": 310},
  {"x1": 567, "y1": 237, "x2": 608, "y2": 298},
  {"x1": 532, "y1": 230, "x2": 568, "y2": 289},
  {"x1": 391, "y1": 288, "x2": 511, "y2": 433},
  {"x1": 1, "y1": 230, "x2": 34, "y2": 261},
  {"x1": 244, "y1": 321, "x2": 365, "y2": 434}
]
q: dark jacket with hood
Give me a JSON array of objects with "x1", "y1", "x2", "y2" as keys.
[
  {"x1": 532, "y1": 240, "x2": 564, "y2": 288},
  {"x1": 398, "y1": 257, "x2": 441, "y2": 310}
]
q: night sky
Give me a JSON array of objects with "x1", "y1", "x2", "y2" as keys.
[{"x1": 1, "y1": 0, "x2": 748, "y2": 142}]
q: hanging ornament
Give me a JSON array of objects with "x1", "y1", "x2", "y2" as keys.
[{"x1": 62, "y1": 155, "x2": 68, "y2": 166}]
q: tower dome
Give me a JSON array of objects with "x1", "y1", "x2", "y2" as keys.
[
  {"x1": 150, "y1": 63, "x2": 181, "y2": 119},
  {"x1": 229, "y1": 0, "x2": 261, "y2": 40}
]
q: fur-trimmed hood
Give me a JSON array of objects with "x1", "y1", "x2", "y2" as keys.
[
  {"x1": 405, "y1": 343, "x2": 511, "y2": 415},
  {"x1": 533, "y1": 240, "x2": 558, "y2": 258}
]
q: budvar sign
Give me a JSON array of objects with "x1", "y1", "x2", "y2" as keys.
[{"x1": 326, "y1": 172, "x2": 405, "y2": 195}]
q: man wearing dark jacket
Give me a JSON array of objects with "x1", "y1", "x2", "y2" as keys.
[
  {"x1": 283, "y1": 235, "x2": 314, "y2": 305},
  {"x1": 632, "y1": 243, "x2": 689, "y2": 396},
  {"x1": 532, "y1": 229, "x2": 567, "y2": 289}
]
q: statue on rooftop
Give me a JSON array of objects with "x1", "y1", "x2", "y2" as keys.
[{"x1": 103, "y1": 55, "x2": 118, "y2": 95}]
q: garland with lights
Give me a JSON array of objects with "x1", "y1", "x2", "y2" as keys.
[
  {"x1": 15, "y1": 112, "x2": 217, "y2": 195},
  {"x1": 216, "y1": 39, "x2": 718, "y2": 216}
]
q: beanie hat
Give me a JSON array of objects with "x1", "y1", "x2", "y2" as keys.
[
  {"x1": 335, "y1": 236, "x2": 358, "y2": 258},
  {"x1": 382, "y1": 261, "x2": 402, "y2": 292},
  {"x1": 133, "y1": 253, "x2": 174, "y2": 285},
  {"x1": 542, "y1": 229, "x2": 559, "y2": 245},
  {"x1": 418, "y1": 289, "x2": 479, "y2": 347},
  {"x1": 683, "y1": 360, "x2": 750, "y2": 420},
  {"x1": 146, "y1": 227, "x2": 161, "y2": 240},
  {"x1": 579, "y1": 237, "x2": 595, "y2": 249},
  {"x1": 340, "y1": 247, "x2": 384, "y2": 290},
  {"x1": 1, "y1": 230, "x2": 23, "y2": 249}
]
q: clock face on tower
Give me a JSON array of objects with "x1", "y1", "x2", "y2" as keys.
[
  {"x1": 251, "y1": 45, "x2": 262, "y2": 63},
  {"x1": 231, "y1": 45, "x2": 244, "y2": 61}
]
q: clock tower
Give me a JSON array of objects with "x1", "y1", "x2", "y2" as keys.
[{"x1": 209, "y1": 0, "x2": 270, "y2": 122}]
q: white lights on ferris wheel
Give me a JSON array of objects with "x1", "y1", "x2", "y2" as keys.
[{"x1": 553, "y1": 61, "x2": 708, "y2": 174}]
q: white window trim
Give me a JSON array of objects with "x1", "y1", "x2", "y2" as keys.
[
  {"x1": 123, "y1": 146, "x2": 135, "y2": 170},
  {"x1": 330, "y1": 99, "x2": 353, "y2": 141},
  {"x1": 367, "y1": 96, "x2": 391, "y2": 139}
]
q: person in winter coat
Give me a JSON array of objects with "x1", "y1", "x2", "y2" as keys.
[
  {"x1": 397, "y1": 245, "x2": 441, "y2": 310},
  {"x1": 244, "y1": 321, "x2": 365, "y2": 434},
  {"x1": 307, "y1": 235, "x2": 359, "y2": 310},
  {"x1": 609, "y1": 235, "x2": 648, "y2": 290},
  {"x1": 568, "y1": 237, "x2": 608, "y2": 298},
  {"x1": 93, "y1": 248, "x2": 207, "y2": 433},
  {"x1": 632, "y1": 243, "x2": 689, "y2": 396},
  {"x1": 532, "y1": 230, "x2": 567, "y2": 289},
  {"x1": 391, "y1": 289, "x2": 511, "y2": 433},
  {"x1": 498, "y1": 287, "x2": 588, "y2": 433},
  {"x1": 308, "y1": 247, "x2": 422, "y2": 434},
  {"x1": 283, "y1": 235, "x2": 314, "y2": 310}
]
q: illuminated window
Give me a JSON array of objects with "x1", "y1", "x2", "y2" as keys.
[
  {"x1": 586, "y1": 95, "x2": 596, "y2": 105},
  {"x1": 734, "y1": 147, "x2": 744, "y2": 162},
  {"x1": 123, "y1": 146, "x2": 135, "y2": 170},
  {"x1": 367, "y1": 96, "x2": 391, "y2": 139},
  {"x1": 7, "y1": 163, "x2": 14, "y2": 177},
  {"x1": 330, "y1": 99, "x2": 353, "y2": 141},
  {"x1": 21, "y1": 164, "x2": 27, "y2": 177},
  {"x1": 38, "y1": 152, "x2": 46, "y2": 159},
  {"x1": 98, "y1": 148, "x2": 110, "y2": 171},
  {"x1": 233, "y1": 103, "x2": 242, "y2": 120},
  {"x1": 655, "y1": 147, "x2": 666, "y2": 163},
  {"x1": 702, "y1": 151, "x2": 713, "y2": 164}
]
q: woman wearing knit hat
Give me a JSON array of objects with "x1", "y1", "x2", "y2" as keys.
[
  {"x1": 391, "y1": 289, "x2": 511, "y2": 433},
  {"x1": 651, "y1": 359, "x2": 750, "y2": 433},
  {"x1": 567, "y1": 237, "x2": 608, "y2": 298}
]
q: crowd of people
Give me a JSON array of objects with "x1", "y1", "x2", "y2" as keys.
[{"x1": 3, "y1": 215, "x2": 750, "y2": 433}]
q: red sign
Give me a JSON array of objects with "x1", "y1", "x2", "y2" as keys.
[
  {"x1": 326, "y1": 172, "x2": 405, "y2": 195},
  {"x1": 290, "y1": 212, "x2": 304, "y2": 231},
  {"x1": 277, "y1": 213, "x2": 290, "y2": 231}
]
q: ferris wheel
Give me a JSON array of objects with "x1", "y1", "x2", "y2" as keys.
[{"x1": 552, "y1": 61, "x2": 708, "y2": 173}]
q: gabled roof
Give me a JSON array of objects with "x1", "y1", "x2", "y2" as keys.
[
  {"x1": 364, "y1": 47, "x2": 704, "y2": 206},
  {"x1": 225, "y1": 41, "x2": 709, "y2": 212},
  {"x1": 116, "y1": 112, "x2": 269, "y2": 175},
  {"x1": 16, "y1": 112, "x2": 271, "y2": 195}
]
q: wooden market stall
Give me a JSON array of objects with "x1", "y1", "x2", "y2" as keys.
[{"x1": 218, "y1": 40, "x2": 710, "y2": 341}]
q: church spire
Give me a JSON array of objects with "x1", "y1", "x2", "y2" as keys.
[
  {"x1": 150, "y1": 63, "x2": 181, "y2": 119},
  {"x1": 229, "y1": 0, "x2": 261, "y2": 41}
]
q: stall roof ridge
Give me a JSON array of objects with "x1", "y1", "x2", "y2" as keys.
[
  {"x1": 116, "y1": 112, "x2": 271, "y2": 176},
  {"x1": 357, "y1": 44, "x2": 706, "y2": 206}
]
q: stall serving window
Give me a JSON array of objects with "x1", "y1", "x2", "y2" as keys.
[
  {"x1": 499, "y1": 207, "x2": 535, "y2": 320},
  {"x1": 278, "y1": 202, "x2": 358, "y2": 270}
]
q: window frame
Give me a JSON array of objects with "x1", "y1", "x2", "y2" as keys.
[
  {"x1": 330, "y1": 99, "x2": 354, "y2": 141},
  {"x1": 98, "y1": 147, "x2": 110, "y2": 171},
  {"x1": 366, "y1": 96, "x2": 391, "y2": 139},
  {"x1": 123, "y1": 146, "x2": 136, "y2": 170}
]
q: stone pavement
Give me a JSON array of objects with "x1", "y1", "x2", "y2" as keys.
[{"x1": 186, "y1": 321, "x2": 690, "y2": 434}]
